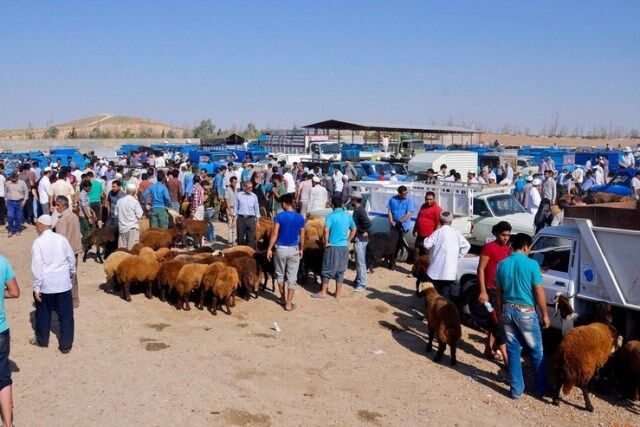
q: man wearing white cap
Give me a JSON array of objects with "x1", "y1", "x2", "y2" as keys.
[
  {"x1": 37, "y1": 167, "x2": 53, "y2": 215},
  {"x1": 30, "y1": 215, "x2": 76, "y2": 353},
  {"x1": 308, "y1": 176, "x2": 328, "y2": 214},
  {"x1": 53, "y1": 195, "x2": 82, "y2": 308},
  {"x1": 621, "y1": 147, "x2": 635, "y2": 168},
  {"x1": 116, "y1": 183, "x2": 144, "y2": 250},
  {"x1": 527, "y1": 178, "x2": 543, "y2": 215},
  {"x1": 522, "y1": 175, "x2": 534, "y2": 210},
  {"x1": 128, "y1": 169, "x2": 141, "y2": 190}
]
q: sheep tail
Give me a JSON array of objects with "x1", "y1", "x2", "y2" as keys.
[{"x1": 550, "y1": 348, "x2": 575, "y2": 395}]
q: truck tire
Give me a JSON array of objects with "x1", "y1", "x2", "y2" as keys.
[
  {"x1": 396, "y1": 245, "x2": 409, "y2": 263},
  {"x1": 459, "y1": 277, "x2": 488, "y2": 329}
]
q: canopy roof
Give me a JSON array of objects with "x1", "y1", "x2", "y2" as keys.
[{"x1": 302, "y1": 119, "x2": 478, "y2": 134}]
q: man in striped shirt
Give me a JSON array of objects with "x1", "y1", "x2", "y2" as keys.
[{"x1": 190, "y1": 176, "x2": 205, "y2": 220}]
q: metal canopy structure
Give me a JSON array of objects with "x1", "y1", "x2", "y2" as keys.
[{"x1": 302, "y1": 119, "x2": 478, "y2": 134}]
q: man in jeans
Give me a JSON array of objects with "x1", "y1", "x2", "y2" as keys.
[
  {"x1": 495, "y1": 232, "x2": 550, "y2": 399},
  {"x1": 0, "y1": 253, "x2": 20, "y2": 426},
  {"x1": 351, "y1": 192, "x2": 371, "y2": 292},
  {"x1": 386, "y1": 185, "x2": 415, "y2": 269},
  {"x1": 267, "y1": 193, "x2": 305, "y2": 311},
  {"x1": 5, "y1": 173, "x2": 29, "y2": 237}
]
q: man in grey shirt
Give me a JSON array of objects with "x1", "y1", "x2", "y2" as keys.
[
  {"x1": 4, "y1": 173, "x2": 29, "y2": 237},
  {"x1": 542, "y1": 170, "x2": 557, "y2": 205},
  {"x1": 234, "y1": 180, "x2": 260, "y2": 248}
]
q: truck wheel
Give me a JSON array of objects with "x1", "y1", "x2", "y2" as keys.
[
  {"x1": 396, "y1": 246, "x2": 409, "y2": 263},
  {"x1": 459, "y1": 278, "x2": 488, "y2": 329}
]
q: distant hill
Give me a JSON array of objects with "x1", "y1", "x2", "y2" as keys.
[{"x1": 0, "y1": 114, "x2": 185, "y2": 139}]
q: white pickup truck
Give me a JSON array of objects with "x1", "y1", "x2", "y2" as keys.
[
  {"x1": 349, "y1": 181, "x2": 535, "y2": 261},
  {"x1": 453, "y1": 205, "x2": 640, "y2": 339}
]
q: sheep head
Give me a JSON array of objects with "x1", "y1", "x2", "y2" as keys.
[
  {"x1": 553, "y1": 293, "x2": 574, "y2": 319},
  {"x1": 418, "y1": 282, "x2": 435, "y2": 293}
]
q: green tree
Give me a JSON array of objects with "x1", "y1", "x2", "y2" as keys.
[
  {"x1": 243, "y1": 122, "x2": 258, "y2": 139},
  {"x1": 193, "y1": 118, "x2": 216, "y2": 139},
  {"x1": 67, "y1": 127, "x2": 78, "y2": 139},
  {"x1": 161, "y1": 129, "x2": 165, "y2": 138},
  {"x1": 122, "y1": 128, "x2": 134, "y2": 138},
  {"x1": 166, "y1": 130, "x2": 177, "y2": 138},
  {"x1": 25, "y1": 121, "x2": 35, "y2": 139},
  {"x1": 44, "y1": 126, "x2": 60, "y2": 138},
  {"x1": 89, "y1": 127, "x2": 101, "y2": 138},
  {"x1": 138, "y1": 127, "x2": 154, "y2": 138}
]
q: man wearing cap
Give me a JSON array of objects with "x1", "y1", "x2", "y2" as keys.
[
  {"x1": 351, "y1": 191, "x2": 371, "y2": 292},
  {"x1": 423, "y1": 211, "x2": 471, "y2": 300},
  {"x1": 53, "y1": 195, "x2": 82, "y2": 308},
  {"x1": 128, "y1": 169, "x2": 141, "y2": 190},
  {"x1": 386, "y1": 185, "x2": 415, "y2": 268},
  {"x1": 30, "y1": 215, "x2": 76, "y2": 353},
  {"x1": 389, "y1": 169, "x2": 399, "y2": 182},
  {"x1": 308, "y1": 176, "x2": 328, "y2": 214},
  {"x1": 313, "y1": 195, "x2": 356, "y2": 299},
  {"x1": 37, "y1": 167, "x2": 53, "y2": 215},
  {"x1": 622, "y1": 147, "x2": 635, "y2": 168},
  {"x1": 5, "y1": 173, "x2": 29, "y2": 237},
  {"x1": 537, "y1": 158, "x2": 547, "y2": 175},
  {"x1": 522, "y1": 175, "x2": 534, "y2": 209},
  {"x1": 142, "y1": 170, "x2": 173, "y2": 229},
  {"x1": 116, "y1": 183, "x2": 144, "y2": 250},
  {"x1": 527, "y1": 178, "x2": 543, "y2": 215}
]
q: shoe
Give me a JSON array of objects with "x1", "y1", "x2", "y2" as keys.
[
  {"x1": 59, "y1": 347, "x2": 72, "y2": 354},
  {"x1": 7, "y1": 232, "x2": 13, "y2": 238},
  {"x1": 354, "y1": 286, "x2": 366, "y2": 292},
  {"x1": 29, "y1": 337, "x2": 45, "y2": 348}
]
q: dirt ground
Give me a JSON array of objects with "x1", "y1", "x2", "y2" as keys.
[{"x1": 2, "y1": 222, "x2": 638, "y2": 426}]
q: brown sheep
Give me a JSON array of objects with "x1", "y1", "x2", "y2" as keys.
[
  {"x1": 419, "y1": 282, "x2": 462, "y2": 366},
  {"x1": 174, "y1": 263, "x2": 209, "y2": 310},
  {"x1": 130, "y1": 243, "x2": 145, "y2": 255},
  {"x1": 211, "y1": 266, "x2": 240, "y2": 315},
  {"x1": 155, "y1": 247, "x2": 178, "y2": 260},
  {"x1": 550, "y1": 322, "x2": 617, "y2": 412},
  {"x1": 222, "y1": 245, "x2": 256, "y2": 257},
  {"x1": 103, "y1": 251, "x2": 131, "y2": 289},
  {"x1": 304, "y1": 218, "x2": 325, "y2": 249},
  {"x1": 253, "y1": 250, "x2": 275, "y2": 291},
  {"x1": 229, "y1": 256, "x2": 261, "y2": 300},
  {"x1": 301, "y1": 247, "x2": 324, "y2": 285},
  {"x1": 83, "y1": 226, "x2": 118, "y2": 263},
  {"x1": 175, "y1": 216, "x2": 208, "y2": 248},
  {"x1": 115, "y1": 255, "x2": 160, "y2": 301},
  {"x1": 138, "y1": 247, "x2": 156, "y2": 259},
  {"x1": 223, "y1": 251, "x2": 252, "y2": 264},
  {"x1": 197, "y1": 262, "x2": 230, "y2": 312},
  {"x1": 173, "y1": 254, "x2": 224, "y2": 264},
  {"x1": 156, "y1": 259, "x2": 187, "y2": 302},
  {"x1": 255, "y1": 217, "x2": 274, "y2": 249},
  {"x1": 619, "y1": 340, "x2": 640, "y2": 401},
  {"x1": 139, "y1": 217, "x2": 150, "y2": 235},
  {"x1": 584, "y1": 192, "x2": 625, "y2": 204},
  {"x1": 411, "y1": 255, "x2": 430, "y2": 295},
  {"x1": 139, "y1": 226, "x2": 183, "y2": 250}
]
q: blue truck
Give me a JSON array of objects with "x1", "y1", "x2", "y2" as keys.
[{"x1": 588, "y1": 168, "x2": 640, "y2": 196}]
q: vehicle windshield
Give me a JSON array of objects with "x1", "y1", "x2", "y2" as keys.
[
  {"x1": 529, "y1": 235, "x2": 573, "y2": 273},
  {"x1": 486, "y1": 194, "x2": 526, "y2": 216},
  {"x1": 363, "y1": 163, "x2": 393, "y2": 175},
  {"x1": 319, "y1": 144, "x2": 342, "y2": 154},
  {"x1": 610, "y1": 174, "x2": 631, "y2": 185},
  {"x1": 393, "y1": 164, "x2": 407, "y2": 175}
]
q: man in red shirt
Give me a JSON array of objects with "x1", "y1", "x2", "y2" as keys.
[
  {"x1": 412, "y1": 191, "x2": 442, "y2": 257},
  {"x1": 477, "y1": 220, "x2": 512, "y2": 365}
]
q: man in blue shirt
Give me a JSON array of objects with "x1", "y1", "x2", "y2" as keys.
[
  {"x1": 0, "y1": 255, "x2": 19, "y2": 427},
  {"x1": 495, "y1": 233, "x2": 549, "y2": 399},
  {"x1": 214, "y1": 166, "x2": 227, "y2": 200},
  {"x1": 313, "y1": 195, "x2": 356, "y2": 299},
  {"x1": 580, "y1": 170, "x2": 596, "y2": 194},
  {"x1": 182, "y1": 165, "x2": 198, "y2": 200},
  {"x1": 234, "y1": 180, "x2": 261, "y2": 248},
  {"x1": 142, "y1": 170, "x2": 173, "y2": 228},
  {"x1": 386, "y1": 185, "x2": 415, "y2": 269},
  {"x1": 267, "y1": 193, "x2": 306, "y2": 311}
]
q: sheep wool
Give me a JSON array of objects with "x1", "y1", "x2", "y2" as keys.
[
  {"x1": 420, "y1": 282, "x2": 462, "y2": 366},
  {"x1": 115, "y1": 255, "x2": 160, "y2": 302},
  {"x1": 175, "y1": 263, "x2": 209, "y2": 310}
]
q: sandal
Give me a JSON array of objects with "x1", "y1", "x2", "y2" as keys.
[{"x1": 284, "y1": 303, "x2": 296, "y2": 311}]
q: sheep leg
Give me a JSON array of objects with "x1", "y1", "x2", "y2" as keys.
[
  {"x1": 123, "y1": 282, "x2": 131, "y2": 302},
  {"x1": 175, "y1": 294, "x2": 182, "y2": 310},
  {"x1": 197, "y1": 288, "x2": 206, "y2": 310},
  {"x1": 145, "y1": 280, "x2": 153, "y2": 299},
  {"x1": 159, "y1": 284, "x2": 167, "y2": 302},
  {"x1": 581, "y1": 386, "x2": 594, "y2": 412},
  {"x1": 450, "y1": 344, "x2": 457, "y2": 366},
  {"x1": 231, "y1": 291, "x2": 236, "y2": 307},
  {"x1": 426, "y1": 326, "x2": 434, "y2": 353},
  {"x1": 183, "y1": 295, "x2": 191, "y2": 311},
  {"x1": 434, "y1": 341, "x2": 446, "y2": 363},
  {"x1": 224, "y1": 296, "x2": 232, "y2": 315},
  {"x1": 552, "y1": 380, "x2": 562, "y2": 406},
  {"x1": 211, "y1": 297, "x2": 218, "y2": 316},
  {"x1": 97, "y1": 244, "x2": 103, "y2": 263},
  {"x1": 83, "y1": 246, "x2": 90, "y2": 263}
]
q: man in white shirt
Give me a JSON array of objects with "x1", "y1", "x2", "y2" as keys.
[
  {"x1": 621, "y1": 147, "x2": 635, "y2": 168},
  {"x1": 593, "y1": 164, "x2": 605, "y2": 185},
  {"x1": 332, "y1": 169, "x2": 344, "y2": 196},
  {"x1": 631, "y1": 170, "x2": 640, "y2": 200},
  {"x1": 155, "y1": 154, "x2": 166, "y2": 169},
  {"x1": 50, "y1": 170, "x2": 75, "y2": 206},
  {"x1": 296, "y1": 173, "x2": 313, "y2": 216},
  {"x1": 37, "y1": 167, "x2": 53, "y2": 214},
  {"x1": 283, "y1": 168, "x2": 296, "y2": 195},
  {"x1": 116, "y1": 184, "x2": 144, "y2": 250},
  {"x1": 423, "y1": 211, "x2": 471, "y2": 299},
  {"x1": 30, "y1": 215, "x2": 76, "y2": 353},
  {"x1": 308, "y1": 176, "x2": 328, "y2": 214},
  {"x1": 527, "y1": 178, "x2": 543, "y2": 216}
]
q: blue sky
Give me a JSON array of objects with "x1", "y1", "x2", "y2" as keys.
[{"x1": 1, "y1": 0, "x2": 639, "y2": 132}]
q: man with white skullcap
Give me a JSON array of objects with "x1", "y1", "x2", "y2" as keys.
[
  {"x1": 30, "y1": 215, "x2": 76, "y2": 353},
  {"x1": 116, "y1": 183, "x2": 144, "y2": 250},
  {"x1": 527, "y1": 178, "x2": 543, "y2": 215}
]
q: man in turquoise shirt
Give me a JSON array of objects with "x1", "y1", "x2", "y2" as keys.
[
  {"x1": 142, "y1": 170, "x2": 173, "y2": 228},
  {"x1": 495, "y1": 233, "x2": 549, "y2": 400},
  {"x1": 0, "y1": 255, "x2": 20, "y2": 427},
  {"x1": 313, "y1": 195, "x2": 356, "y2": 299}
]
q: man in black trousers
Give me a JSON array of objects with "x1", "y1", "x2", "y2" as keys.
[{"x1": 234, "y1": 180, "x2": 261, "y2": 248}]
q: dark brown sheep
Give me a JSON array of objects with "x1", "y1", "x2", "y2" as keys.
[
  {"x1": 420, "y1": 282, "x2": 462, "y2": 365},
  {"x1": 156, "y1": 259, "x2": 187, "y2": 302},
  {"x1": 175, "y1": 217, "x2": 208, "y2": 248},
  {"x1": 139, "y1": 226, "x2": 183, "y2": 250},
  {"x1": 253, "y1": 250, "x2": 275, "y2": 291},
  {"x1": 411, "y1": 254, "x2": 430, "y2": 295},
  {"x1": 301, "y1": 247, "x2": 324, "y2": 285},
  {"x1": 229, "y1": 256, "x2": 261, "y2": 300},
  {"x1": 255, "y1": 217, "x2": 274, "y2": 249},
  {"x1": 130, "y1": 243, "x2": 145, "y2": 254},
  {"x1": 198, "y1": 262, "x2": 237, "y2": 314},
  {"x1": 114, "y1": 255, "x2": 160, "y2": 301},
  {"x1": 83, "y1": 226, "x2": 118, "y2": 263},
  {"x1": 550, "y1": 322, "x2": 617, "y2": 412},
  {"x1": 619, "y1": 340, "x2": 640, "y2": 401}
]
